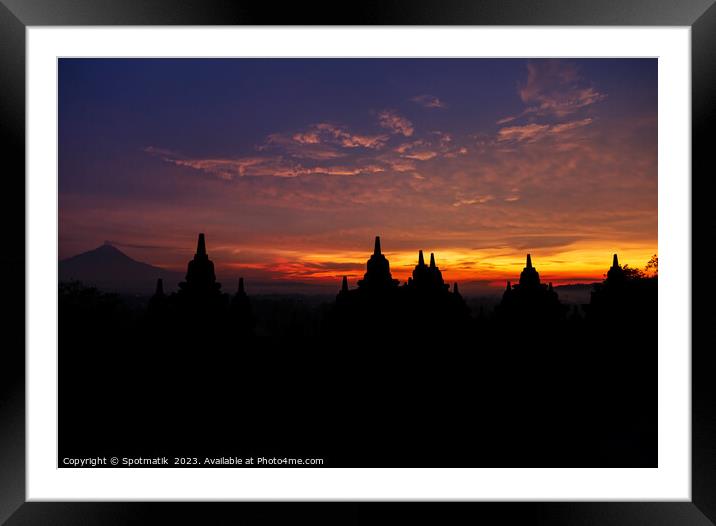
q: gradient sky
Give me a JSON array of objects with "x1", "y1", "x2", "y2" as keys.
[{"x1": 59, "y1": 58, "x2": 657, "y2": 294}]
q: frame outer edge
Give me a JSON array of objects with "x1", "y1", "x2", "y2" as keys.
[
  {"x1": 0, "y1": 1, "x2": 26, "y2": 525},
  {"x1": 0, "y1": 0, "x2": 715, "y2": 26},
  {"x1": 692, "y1": 1, "x2": 716, "y2": 524},
  {"x1": 2, "y1": 0, "x2": 714, "y2": 523}
]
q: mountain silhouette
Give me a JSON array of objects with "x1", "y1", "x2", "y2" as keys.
[{"x1": 59, "y1": 243, "x2": 180, "y2": 293}]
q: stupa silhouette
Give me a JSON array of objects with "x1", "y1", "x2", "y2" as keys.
[
  {"x1": 171, "y1": 233, "x2": 230, "y2": 325},
  {"x1": 586, "y1": 252, "x2": 657, "y2": 324},
  {"x1": 407, "y1": 250, "x2": 450, "y2": 293},
  {"x1": 497, "y1": 253, "x2": 566, "y2": 322},
  {"x1": 606, "y1": 253, "x2": 625, "y2": 284},
  {"x1": 177, "y1": 233, "x2": 222, "y2": 296},
  {"x1": 519, "y1": 253, "x2": 540, "y2": 288},
  {"x1": 148, "y1": 277, "x2": 167, "y2": 314},
  {"x1": 357, "y1": 236, "x2": 399, "y2": 291},
  {"x1": 231, "y1": 277, "x2": 254, "y2": 335},
  {"x1": 332, "y1": 238, "x2": 470, "y2": 342}
]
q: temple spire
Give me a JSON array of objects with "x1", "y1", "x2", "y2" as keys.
[
  {"x1": 196, "y1": 233, "x2": 207, "y2": 257},
  {"x1": 238, "y1": 277, "x2": 245, "y2": 294},
  {"x1": 155, "y1": 278, "x2": 164, "y2": 296},
  {"x1": 606, "y1": 252, "x2": 625, "y2": 284},
  {"x1": 359, "y1": 235, "x2": 396, "y2": 290},
  {"x1": 453, "y1": 282, "x2": 459, "y2": 294},
  {"x1": 178, "y1": 232, "x2": 220, "y2": 295},
  {"x1": 341, "y1": 275, "x2": 348, "y2": 292},
  {"x1": 519, "y1": 253, "x2": 540, "y2": 287},
  {"x1": 506, "y1": 281, "x2": 511, "y2": 290},
  {"x1": 430, "y1": 253, "x2": 436, "y2": 269},
  {"x1": 418, "y1": 250, "x2": 425, "y2": 266}
]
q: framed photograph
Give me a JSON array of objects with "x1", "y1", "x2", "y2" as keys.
[{"x1": 2, "y1": 0, "x2": 714, "y2": 523}]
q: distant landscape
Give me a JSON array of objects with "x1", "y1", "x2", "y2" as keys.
[{"x1": 59, "y1": 243, "x2": 597, "y2": 307}]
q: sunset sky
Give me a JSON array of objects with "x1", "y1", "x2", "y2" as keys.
[{"x1": 59, "y1": 58, "x2": 657, "y2": 294}]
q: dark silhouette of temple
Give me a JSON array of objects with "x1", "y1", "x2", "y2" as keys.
[
  {"x1": 589, "y1": 254, "x2": 627, "y2": 316},
  {"x1": 607, "y1": 253, "x2": 625, "y2": 283},
  {"x1": 59, "y1": 232, "x2": 657, "y2": 469},
  {"x1": 332, "y1": 236, "x2": 402, "y2": 338},
  {"x1": 231, "y1": 277, "x2": 254, "y2": 335},
  {"x1": 406, "y1": 250, "x2": 449, "y2": 292},
  {"x1": 496, "y1": 253, "x2": 567, "y2": 323},
  {"x1": 177, "y1": 233, "x2": 222, "y2": 296},
  {"x1": 336, "y1": 275, "x2": 351, "y2": 307},
  {"x1": 148, "y1": 278, "x2": 167, "y2": 312},
  {"x1": 146, "y1": 233, "x2": 254, "y2": 337},
  {"x1": 403, "y1": 249, "x2": 470, "y2": 328},
  {"x1": 586, "y1": 253, "x2": 657, "y2": 324},
  {"x1": 332, "y1": 237, "x2": 469, "y2": 342},
  {"x1": 357, "y1": 236, "x2": 400, "y2": 291}
]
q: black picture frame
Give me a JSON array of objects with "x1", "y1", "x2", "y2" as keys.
[{"x1": 1, "y1": 1, "x2": 714, "y2": 523}]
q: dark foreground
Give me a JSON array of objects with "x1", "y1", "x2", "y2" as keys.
[{"x1": 58, "y1": 283, "x2": 656, "y2": 468}]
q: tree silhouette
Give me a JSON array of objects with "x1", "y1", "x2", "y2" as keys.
[
  {"x1": 645, "y1": 254, "x2": 658, "y2": 277},
  {"x1": 621, "y1": 264, "x2": 645, "y2": 280}
]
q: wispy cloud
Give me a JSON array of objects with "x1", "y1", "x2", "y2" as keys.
[
  {"x1": 394, "y1": 139, "x2": 438, "y2": 160},
  {"x1": 260, "y1": 123, "x2": 389, "y2": 162},
  {"x1": 497, "y1": 123, "x2": 551, "y2": 143},
  {"x1": 497, "y1": 118, "x2": 594, "y2": 143},
  {"x1": 381, "y1": 157, "x2": 417, "y2": 172},
  {"x1": 519, "y1": 60, "x2": 606, "y2": 118},
  {"x1": 269, "y1": 164, "x2": 386, "y2": 178},
  {"x1": 262, "y1": 133, "x2": 346, "y2": 160},
  {"x1": 452, "y1": 195, "x2": 494, "y2": 207},
  {"x1": 313, "y1": 123, "x2": 389, "y2": 149},
  {"x1": 403, "y1": 150, "x2": 438, "y2": 161},
  {"x1": 148, "y1": 113, "x2": 473, "y2": 183},
  {"x1": 145, "y1": 146, "x2": 385, "y2": 179},
  {"x1": 145, "y1": 147, "x2": 275, "y2": 179},
  {"x1": 496, "y1": 61, "x2": 606, "y2": 127},
  {"x1": 433, "y1": 131, "x2": 453, "y2": 147},
  {"x1": 292, "y1": 131, "x2": 321, "y2": 144},
  {"x1": 411, "y1": 94, "x2": 447, "y2": 109},
  {"x1": 378, "y1": 110, "x2": 414, "y2": 137},
  {"x1": 392, "y1": 133, "x2": 466, "y2": 162},
  {"x1": 496, "y1": 115, "x2": 518, "y2": 125},
  {"x1": 550, "y1": 118, "x2": 593, "y2": 134}
]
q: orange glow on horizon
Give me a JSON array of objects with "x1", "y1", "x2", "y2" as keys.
[{"x1": 205, "y1": 242, "x2": 657, "y2": 289}]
